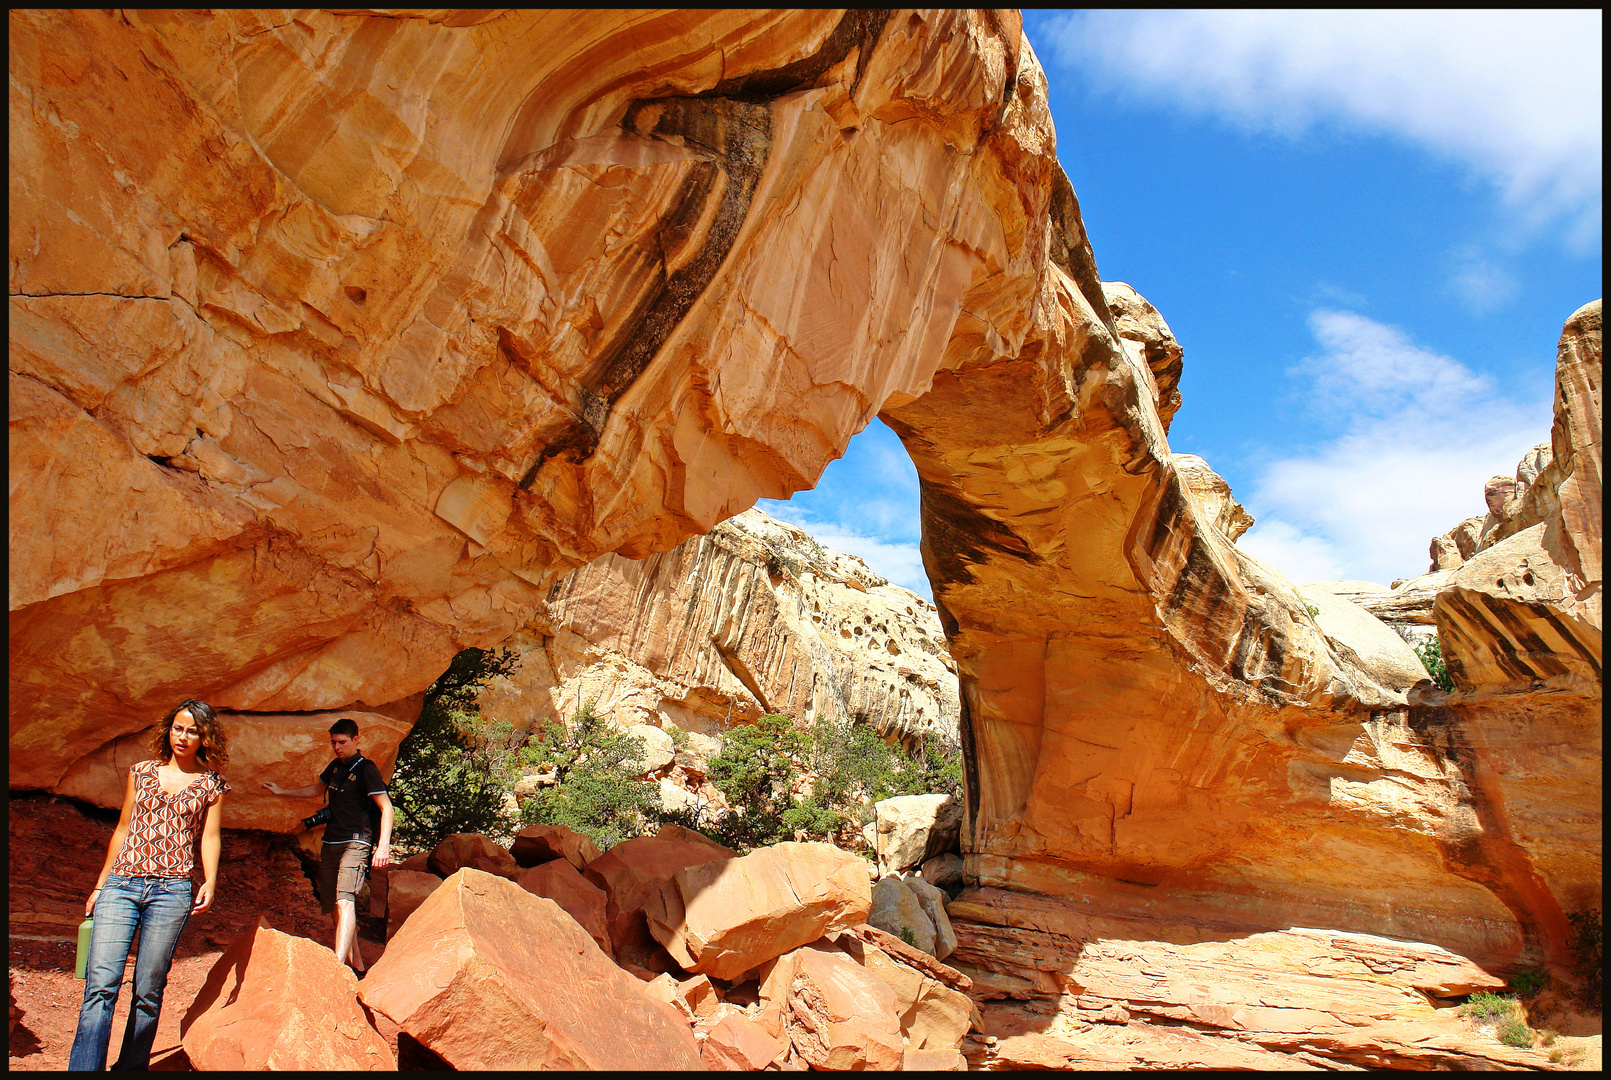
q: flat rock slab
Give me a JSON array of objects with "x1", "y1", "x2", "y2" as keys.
[{"x1": 358, "y1": 868, "x2": 704, "y2": 1070}]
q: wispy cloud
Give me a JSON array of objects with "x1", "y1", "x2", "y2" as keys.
[
  {"x1": 1237, "y1": 310, "x2": 1551, "y2": 584},
  {"x1": 1038, "y1": 10, "x2": 1603, "y2": 244},
  {"x1": 1446, "y1": 244, "x2": 1521, "y2": 314}
]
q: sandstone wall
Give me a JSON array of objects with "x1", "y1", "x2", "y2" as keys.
[{"x1": 475, "y1": 508, "x2": 960, "y2": 747}]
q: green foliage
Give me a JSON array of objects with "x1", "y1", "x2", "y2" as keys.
[
  {"x1": 1498, "y1": 1017, "x2": 1533, "y2": 1048},
  {"x1": 1567, "y1": 907, "x2": 1601, "y2": 1010},
  {"x1": 665, "y1": 723, "x2": 691, "y2": 751},
  {"x1": 390, "y1": 648, "x2": 523, "y2": 854},
  {"x1": 1510, "y1": 966, "x2": 1547, "y2": 998},
  {"x1": 693, "y1": 713, "x2": 965, "y2": 853},
  {"x1": 519, "y1": 701, "x2": 664, "y2": 851},
  {"x1": 1304, "y1": 603, "x2": 1320, "y2": 618},
  {"x1": 1414, "y1": 635, "x2": 1455, "y2": 692},
  {"x1": 899, "y1": 927, "x2": 916, "y2": 947},
  {"x1": 1462, "y1": 992, "x2": 1516, "y2": 1021}
]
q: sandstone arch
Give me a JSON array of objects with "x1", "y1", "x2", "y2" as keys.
[{"x1": 9, "y1": 9, "x2": 1598, "y2": 975}]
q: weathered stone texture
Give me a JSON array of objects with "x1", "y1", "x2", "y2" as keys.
[{"x1": 475, "y1": 508, "x2": 960, "y2": 748}]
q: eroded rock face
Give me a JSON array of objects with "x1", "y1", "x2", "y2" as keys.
[
  {"x1": 475, "y1": 509, "x2": 960, "y2": 747},
  {"x1": 10, "y1": 8, "x2": 994, "y2": 793}
]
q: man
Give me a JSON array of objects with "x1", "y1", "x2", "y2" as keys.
[{"x1": 262, "y1": 718, "x2": 392, "y2": 973}]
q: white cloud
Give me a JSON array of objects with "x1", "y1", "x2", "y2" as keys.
[
  {"x1": 1446, "y1": 245, "x2": 1520, "y2": 314},
  {"x1": 1040, "y1": 10, "x2": 1603, "y2": 242},
  {"x1": 1236, "y1": 520, "x2": 1347, "y2": 586},
  {"x1": 1242, "y1": 310, "x2": 1551, "y2": 585}
]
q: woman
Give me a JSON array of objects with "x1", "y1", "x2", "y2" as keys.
[{"x1": 68, "y1": 700, "x2": 230, "y2": 1071}]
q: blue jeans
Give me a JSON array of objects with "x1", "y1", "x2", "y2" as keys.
[{"x1": 68, "y1": 874, "x2": 193, "y2": 1071}]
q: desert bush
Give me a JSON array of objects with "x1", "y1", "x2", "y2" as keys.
[
  {"x1": 1497, "y1": 1017, "x2": 1533, "y2": 1048},
  {"x1": 688, "y1": 713, "x2": 966, "y2": 853},
  {"x1": 518, "y1": 701, "x2": 663, "y2": 850},
  {"x1": 1549, "y1": 1048, "x2": 1564, "y2": 1064},
  {"x1": 1462, "y1": 991, "x2": 1515, "y2": 1021},
  {"x1": 390, "y1": 647, "x2": 523, "y2": 853},
  {"x1": 1413, "y1": 635, "x2": 1454, "y2": 691},
  {"x1": 1510, "y1": 965, "x2": 1547, "y2": 998}
]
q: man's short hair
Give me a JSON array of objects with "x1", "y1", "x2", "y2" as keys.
[{"x1": 328, "y1": 717, "x2": 359, "y2": 738}]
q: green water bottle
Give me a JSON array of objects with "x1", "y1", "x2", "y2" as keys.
[{"x1": 75, "y1": 918, "x2": 94, "y2": 979}]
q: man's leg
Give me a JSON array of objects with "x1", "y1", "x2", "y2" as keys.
[{"x1": 334, "y1": 896, "x2": 361, "y2": 971}]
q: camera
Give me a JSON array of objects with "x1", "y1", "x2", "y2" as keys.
[{"x1": 300, "y1": 805, "x2": 331, "y2": 831}]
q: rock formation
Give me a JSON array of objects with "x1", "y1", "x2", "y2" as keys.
[
  {"x1": 180, "y1": 918, "x2": 394, "y2": 1070},
  {"x1": 9, "y1": 8, "x2": 1601, "y2": 1064},
  {"x1": 475, "y1": 508, "x2": 960, "y2": 747}
]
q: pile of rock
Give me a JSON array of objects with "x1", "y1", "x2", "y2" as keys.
[{"x1": 179, "y1": 819, "x2": 976, "y2": 1069}]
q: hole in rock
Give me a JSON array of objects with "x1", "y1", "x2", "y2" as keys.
[{"x1": 345, "y1": 285, "x2": 368, "y2": 304}]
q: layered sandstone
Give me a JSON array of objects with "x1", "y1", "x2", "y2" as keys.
[{"x1": 474, "y1": 508, "x2": 960, "y2": 746}]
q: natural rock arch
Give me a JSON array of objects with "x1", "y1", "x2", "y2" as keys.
[{"x1": 9, "y1": 9, "x2": 1598, "y2": 973}]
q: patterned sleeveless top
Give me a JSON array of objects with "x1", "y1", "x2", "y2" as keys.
[{"x1": 109, "y1": 759, "x2": 230, "y2": 879}]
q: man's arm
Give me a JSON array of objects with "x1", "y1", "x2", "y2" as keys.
[
  {"x1": 261, "y1": 780, "x2": 326, "y2": 799},
  {"x1": 370, "y1": 791, "x2": 393, "y2": 869}
]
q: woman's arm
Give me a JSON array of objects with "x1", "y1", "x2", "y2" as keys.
[
  {"x1": 87, "y1": 771, "x2": 137, "y2": 916},
  {"x1": 193, "y1": 792, "x2": 224, "y2": 914}
]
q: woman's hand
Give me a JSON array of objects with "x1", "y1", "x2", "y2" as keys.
[
  {"x1": 261, "y1": 780, "x2": 281, "y2": 795},
  {"x1": 192, "y1": 882, "x2": 215, "y2": 914},
  {"x1": 85, "y1": 887, "x2": 101, "y2": 918}
]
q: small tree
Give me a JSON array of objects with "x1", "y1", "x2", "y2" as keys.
[
  {"x1": 519, "y1": 701, "x2": 663, "y2": 850},
  {"x1": 390, "y1": 647, "x2": 523, "y2": 853}
]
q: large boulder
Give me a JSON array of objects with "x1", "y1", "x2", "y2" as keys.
[
  {"x1": 517, "y1": 858, "x2": 610, "y2": 953},
  {"x1": 180, "y1": 918, "x2": 393, "y2": 1070},
  {"x1": 873, "y1": 794, "x2": 961, "y2": 874},
  {"x1": 757, "y1": 943, "x2": 904, "y2": 1070},
  {"x1": 359, "y1": 869, "x2": 703, "y2": 1069},
  {"x1": 700, "y1": 1010, "x2": 789, "y2": 1071},
  {"x1": 921, "y1": 853, "x2": 965, "y2": 892},
  {"x1": 625, "y1": 723, "x2": 677, "y2": 775},
  {"x1": 583, "y1": 831, "x2": 737, "y2": 968},
  {"x1": 830, "y1": 929, "x2": 974, "y2": 1052},
  {"x1": 427, "y1": 832, "x2": 520, "y2": 880},
  {"x1": 385, "y1": 870, "x2": 444, "y2": 941},
  {"x1": 869, "y1": 875, "x2": 937, "y2": 957},
  {"x1": 643, "y1": 841, "x2": 872, "y2": 980},
  {"x1": 1296, "y1": 585, "x2": 1430, "y2": 691},
  {"x1": 508, "y1": 823, "x2": 602, "y2": 871},
  {"x1": 901, "y1": 875, "x2": 958, "y2": 961}
]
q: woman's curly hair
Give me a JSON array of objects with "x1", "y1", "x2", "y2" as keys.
[{"x1": 149, "y1": 699, "x2": 229, "y2": 772}]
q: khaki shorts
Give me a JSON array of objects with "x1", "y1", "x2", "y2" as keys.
[{"x1": 317, "y1": 841, "x2": 371, "y2": 915}]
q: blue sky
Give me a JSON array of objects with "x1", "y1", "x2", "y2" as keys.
[{"x1": 762, "y1": 10, "x2": 1602, "y2": 598}]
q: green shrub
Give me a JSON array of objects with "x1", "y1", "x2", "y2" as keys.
[
  {"x1": 1510, "y1": 965, "x2": 1547, "y2": 998},
  {"x1": 1462, "y1": 991, "x2": 1515, "y2": 1020},
  {"x1": 390, "y1": 647, "x2": 523, "y2": 853},
  {"x1": 691, "y1": 713, "x2": 966, "y2": 853},
  {"x1": 899, "y1": 927, "x2": 916, "y2": 947},
  {"x1": 665, "y1": 723, "x2": 690, "y2": 751},
  {"x1": 1413, "y1": 636, "x2": 1454, "y2": 691},
  {"x1": 519, "y1": 701, "x2": 664, "y2": 851},
  {"x1": 1498, "y1": 1017, "x2": 1533, "y2": 1048},
  {"x1": 1549, "y1": 1048, "x2": 1564, "y2": 1064}
]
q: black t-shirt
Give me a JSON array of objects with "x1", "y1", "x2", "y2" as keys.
[{"x1": 318, "y1": 753, "x2": 387, "y2": 846}]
